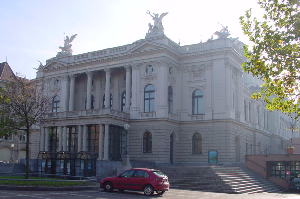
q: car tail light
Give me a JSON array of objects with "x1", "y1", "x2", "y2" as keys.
[{"x1": 156, "y1": 177, "x2": 164, "y2": 185}]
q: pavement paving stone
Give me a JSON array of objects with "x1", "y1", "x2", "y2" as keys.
[{"x1": 0, "y1": 189, "x2": 299, "y2": 199}]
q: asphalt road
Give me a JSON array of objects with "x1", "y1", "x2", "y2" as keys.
[{"x1": 0, "y1": 189, "x2": 299, "y2": 199}]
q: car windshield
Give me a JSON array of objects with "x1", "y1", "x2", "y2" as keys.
[{"x1": 152, "y1": 170, "x2": 167, "y2": 177}]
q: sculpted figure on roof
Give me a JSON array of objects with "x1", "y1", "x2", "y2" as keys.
[
  {"x1": 146, "y1": 11, "x2": 168, "y2": 38},
  {"x1": 56, "y1": 34, "x2": 77, "y2": 57},
  {"x1": 214, "y1": 26, "x2": 230, "y2": 39}
]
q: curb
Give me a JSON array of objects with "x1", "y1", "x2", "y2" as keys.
[{"x1": 0, "y1": 185, "x2": 99, "y2": 191}]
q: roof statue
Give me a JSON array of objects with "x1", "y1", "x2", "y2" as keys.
[
  {"x1": 214, "y1": 25, "x2": 230, "y2": 39},
  {"x1": 56, "y1": 34, "x2": 77, "y2": 57},
  {"x1": 35, "y1": 60, "x2": 45, "y2": 71},
  {"x1": 146, "y1": 11, "x2": 168, "y2": 38}
]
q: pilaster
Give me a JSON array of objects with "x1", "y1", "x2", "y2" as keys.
[
  {"x1": 130, "y1": 64, "x2": 140, "y2": 118},
  {"x1": 86, "y1": 71, "x2": 93, "y2": 110},
  {"x1": 104, "y1": 69, "x2": 111, "y2": 109},
  {"x1": 125, "y1": 66, "x2": 131, "y2": 112},
  {"x1": 103, "y1": 124, "x2": 110, "y2": 160},
  {"x1": 68, "y1": 74, "x2": 75, "y2": 111},
  {"x1": 82, "y1": 125, "x2": 88, "y2": 151},
  {"x1": 157, "y1": 61, "x2": 169, "y2": 118},
  {"x1": 44, "y1": 127, "x2": 49, "y2": 151}
]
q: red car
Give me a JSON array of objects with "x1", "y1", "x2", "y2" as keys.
[{"x1": 100, "y1": 168, "x2": 169, "y2": 196}]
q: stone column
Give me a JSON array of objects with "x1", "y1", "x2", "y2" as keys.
[
  {"x1": 77, "y1": 126, "x2": 82, "y2": 152},
  {"x1": 157, "y1": 62, "x2": 169, "y2": 117},
  {"x1": 103, "y1": 124, "x2": 110, "y2": 160},
  {"x1": 104, "y1": 69, "x2": 111, "y2": 109},
  {"x1": 83, "y1": 125, "x2": 88, "y2": 151},
  {"x1": 61, "y1": 75, "x2": 70, "y2": 112},
  {"x1": 44, "y1": 127, "x2": 49, "y2": 151},
  {"x1": 125, "y1": 66, "x2": 131, "y2": 112},
  {"x1": 39, "y1": 127, "x2": 45, "y2": 151},
  {"x1": 63, "y1": 127, "x2": 67, "y2": 151},
  {"x1": 58, "y1": 127, "x2": 63, "y2": 151},
  {"x1": 86, "y1": 71, "x2": 93, "y2": 110},
  {"x1": 98, "y1": 124, "x2": 104, "y2": 160},
  {"x1": 69, "y1": 75, "x2": 75, "y2": 111}
]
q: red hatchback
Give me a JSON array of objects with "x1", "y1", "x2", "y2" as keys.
[{"x1": 100, "y1": 168, "x2": 169, "y2": 196}]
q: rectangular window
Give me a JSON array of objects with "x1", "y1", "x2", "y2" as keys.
[
  {"x1": 87, "y1": 125, "x2": 99, "y2": 153},
  {"x1": 48, "y1": 127, "x2": 58, "y2": 152},
  {"x1": 68, "y1": 126, "x2": 78, "y2": 152}
]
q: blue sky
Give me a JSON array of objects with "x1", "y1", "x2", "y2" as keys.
[{"x1": 0, "y1": 0, "x2": 260, "y2": 79}]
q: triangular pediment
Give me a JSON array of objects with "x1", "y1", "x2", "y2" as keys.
[
  {"x1": 44, "y1": 61, "x2": 66, "y2": 71},
  {"x1": 129, "y1": 41, "x2": 166, "y2": 54}
]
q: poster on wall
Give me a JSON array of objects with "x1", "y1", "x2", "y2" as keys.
[{"x1": 208, "y1": 150, "x2": 218, "y2": 164}]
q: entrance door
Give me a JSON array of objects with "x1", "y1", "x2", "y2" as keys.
[
  {"x1": 170, "y1": 133, "x2": 174, "y2": 164},
  {"x1": 109, "y1": 125, "x2": 123, "y2": 161}
]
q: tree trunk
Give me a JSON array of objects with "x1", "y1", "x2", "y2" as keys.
[{"x1": 25, "y1": 128, "x2": 30, "y2": 179}]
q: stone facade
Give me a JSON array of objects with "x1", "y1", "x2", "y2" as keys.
[{"x1": 35, "y1": 22, "x2": 297, "y2": 177}]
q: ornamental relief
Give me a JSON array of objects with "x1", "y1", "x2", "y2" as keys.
[{"x1": 49, "y1": 77, "x2": 61, "y2": 92}]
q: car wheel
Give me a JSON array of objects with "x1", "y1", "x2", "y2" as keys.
[
  {"x1": 144, "y1": 185, "x2": 154, "y2": 196},
  {"x1": 157, "y1": 190, "x2": 165, "y2": 195},
  {"x1": 103, "y1": 182, "x2": 113, "y2": 192}
]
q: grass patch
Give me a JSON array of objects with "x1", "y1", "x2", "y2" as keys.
[
  {"x1": 0, "y1": 176, "x2": 95, "y2": 187},
  {"x1": 0, "y1": 176, "x2": 62, "y2": 180}
]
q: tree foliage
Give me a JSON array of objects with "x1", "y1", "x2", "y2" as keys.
[
  {"x1": 0, "y1": 78, "x2": 49, "y2": 178},
  {"x1": 240, "y1": 0, "x2": 300, "y2": 117}
]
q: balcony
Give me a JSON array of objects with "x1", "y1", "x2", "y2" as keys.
[{"x1": 45, "y1": 109, "x2": 130, "y2": 120}]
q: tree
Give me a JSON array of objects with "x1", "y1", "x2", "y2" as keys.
[
  {"x1": 240, "y1": 0, "x2": 300, "y2": 117},
  {"x1": 0, "y1": 78, "x2": 49, "y2": 178}
]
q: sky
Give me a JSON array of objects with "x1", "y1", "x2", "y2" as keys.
[{"x1": 0, "y1": 0, "x2": 261, "y2": 79}]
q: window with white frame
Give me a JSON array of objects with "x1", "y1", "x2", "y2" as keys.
[
  {"x1": 52, "y1": 95, "x2": 60, "y2": 112},
  {"x1": 192, "y1": 90, "x2": 204, "y2": 115},
  {"x1": 144, "y1": 84, "x2": 155, "y2": 112}
]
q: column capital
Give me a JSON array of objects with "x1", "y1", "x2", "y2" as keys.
[
  {"x1": 69, "y1": 74, "x2": 77, "y2": 82},
  {"x1": 86, "y1": 71, "x2": 93, "y2": 77},
  {"x1": 124, "y1": 65, "x2": 131, "y2": 71},
  {"x1": 104, "y1": 68, "x2": 111, "y2": 73}
]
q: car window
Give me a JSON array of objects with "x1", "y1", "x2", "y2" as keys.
[
  {"x1": 152, "y1": 170, "x2": 167, "y2": 177},
  {"x1": 120, "y1": 170, "x2": 135, "y2": 178},
  {"x1": 133, "y1": 170, "x2": 149, "y2": 178},
  {"x1": 293, "y1": 178, "x2": 300, "y2": 183}
]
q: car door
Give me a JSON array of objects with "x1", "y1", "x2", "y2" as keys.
[
  {"x1": 129, "y1": 170, "x2": 149, "y2": 190},
  {"x1": 114, "y1": 169, "x2": 135, "y2": 190}
]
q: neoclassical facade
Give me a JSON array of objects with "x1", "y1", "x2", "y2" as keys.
[{"x1": 35, "y1": 18, "x2": 295, "y2": 177}]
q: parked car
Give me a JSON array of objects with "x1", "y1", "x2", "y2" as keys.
[
  {"x1": 100, "y1": 168, "x2": 169, "y2": 196},
  {"x1": 290, "y1": 177, "x2": 300, "y2": 191}
]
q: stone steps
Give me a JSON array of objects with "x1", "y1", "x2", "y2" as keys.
[{"x1": 158, "y1": 165, "x2": 282, "y2": 194}]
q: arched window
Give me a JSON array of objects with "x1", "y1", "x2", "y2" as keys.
[
  {"x1": 192, "y1": 90, "x2": 204, "y2": 114},
  {"x1": 102, "y1": 94, "x2": 113, "y2": 108},
  {"x1": 143, "y1": 131, "x2": 152, "y2": 153},
  {"x1": 144, "y1": 84, "x2": 155, "y2": 112},
  {"x1": 192, "y1": 133, "x2": 202, "y2": 154},
  {"x1": 121, "y1": 91, "x2": 126, "y2": 112},
  {"x1": 168, "y1": 86, "x2": 173, "y2": 113},
  {"x1": 52, "y1": 95, "x2": 60, "y2": 112}
]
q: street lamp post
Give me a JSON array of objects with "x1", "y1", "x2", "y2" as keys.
[{"x1": 10, "y1": 143, "x2": 15, "y2": 163}]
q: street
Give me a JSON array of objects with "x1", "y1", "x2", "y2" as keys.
[{"x1": 0, "y1": 189, "x2": 299, "y2": 199}]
